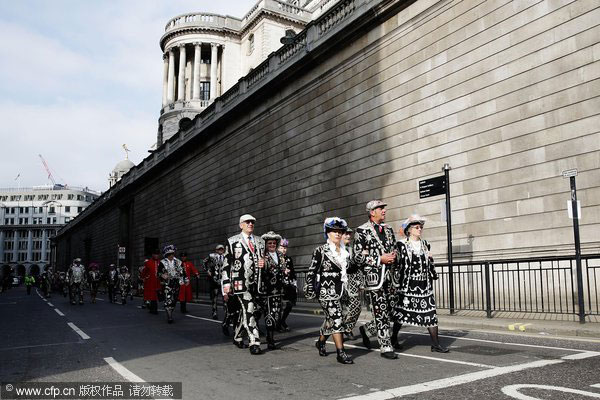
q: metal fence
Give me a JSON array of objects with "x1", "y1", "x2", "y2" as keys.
[
  {"x1": 433, "y1": 255, "x2": 600, "y2": 318},
  {"x1": 192, "y1": 254, "x2": 600, "y2": 320}
]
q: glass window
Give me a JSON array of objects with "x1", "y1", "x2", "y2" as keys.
[
  {"x1": 65, "y1": 206, "x2": 70, "y2": 213},
  {"x1": 200, "y1": 82, "x2": 210, "y2": 101}
]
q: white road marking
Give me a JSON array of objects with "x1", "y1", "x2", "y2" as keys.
[
  {"x1": 47, "y1": 302, "x2": 54, "y2": 307},
  {"x1": 104, "y1": 357, "x2": 169, "y2": 400},
  {"x1": 185, "y1": 314, "x2": 222, "y2": 324},
  {"x1": 54, "y1": 308, "x2": 65, "y2": 317},
  {"x1": 561, "y1": 351, "x2": 600, "y2": 360},
  {"x1": 502, "y1": 384, "x2": 600, "y2": 399},
  {"x1": 104, "y1": 357, "x2": 145, "y2": 382},
  {"x1": 591, "y1": 383, "x2": 600, "y2": 388},
  {"x1": 330, "y1": 342, "x2": 495, "y2": 369},
  {"x1": 340, "y1": 359, "x2": 563, "y2": 400},
  {"x1": 67, "y1": 322, "x2": 90, "y2": 340}
]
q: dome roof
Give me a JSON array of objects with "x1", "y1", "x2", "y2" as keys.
[{"x1": 112, "y1": 159, "x2": 135, "y2": 174}]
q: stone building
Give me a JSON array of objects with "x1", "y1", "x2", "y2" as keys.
[
  {"x1": 55, "y1": 0, "x2": 600, "y2": 278},
  {"x1": 158, "y1": 0, "x2": 339, "y2": 144},
  {"x1": 0, "y1": 185, "x2": 99, "y2": 279}
]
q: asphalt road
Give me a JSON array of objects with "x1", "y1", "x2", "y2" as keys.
[{"x1": 1, "y1": 286, "x2": 599, "y2": 400}]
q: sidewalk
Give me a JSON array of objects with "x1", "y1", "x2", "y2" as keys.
[{"x1": 192, "y1": 295, "x2": 600, "y2": 339}]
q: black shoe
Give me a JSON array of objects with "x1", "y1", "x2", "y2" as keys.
[
  {"x1": 267, "y1": 341, "x2": 277, "y2": 350},
  {"x1": 315, "y1": 340, "x2": 327, "y2": 357},
  {"x1": 359, "y1": 326, "x2": 371, "y2": 349},
  {"x1": 168, "y1": 318, "x2": 174, "y2": 324},
  {"x1": 391, "y1": 337, "x2": 403, "y2": 350},
  {"x1": 280, "y1": 321, "x2": 290, "y2": 332},
  {"x1": 381, "y1": 351, "x2": 398, "y2": 359},
  {"x1": 233, "y1": 340, "x2": 245, "y2": 349},
  {"x1": 431, "y1": 344, "x2": 449, "y2": 353},
  {"x1": 250, "y1": 345, "x2": 262, "y2": 355},
  {"x1": 336, "y1": 350, "x2": 354, "y2": 364},
  {"x1": 122, "y1": 300, "x2": 126, "y2": 305},
  {"x1": 222, "y1": 325, "x2": 230, "y2": 336},
  {"x1": 212, "y1": 313, "x2": 218, "y2": 320}
]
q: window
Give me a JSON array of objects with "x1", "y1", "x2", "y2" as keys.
[
  {"x1": 38, "y1": 194, "x2": 48, "y2": 200},
  {"x1": 10, "y1": 195, "x2": 21, "y2": 201},
  {"x1": 46, "y1": 218, "x2": 51, "y2": 224},
  {"x1": 52, "y1": 217, "x2": 57, "y2": 224},
  {"x1": 18, "y1": 241, "x2": 28, "y2": 250},
  {"x1": 18, "y1": 231, "x2": 28, "y2": 238},
  {"x1": 68, "y1": 194, "x2": 74, "y2": 200},
  {"x1": 48, "y1": 207, "x2": 55, "y2": 214},
  {"x1": 65, "y1": 217, "x2": 70, "y2": 223},
  {"x1": 65, "y1": 206, "x2": 70, "y2": 213},
  {"x1": 85, "y1": 196, "x2": 90, "y2": 202},
  {"x1": 4, "y1": 241, "x2": 13, "y2": 250},
  {"x1": 38, "y1": 207, "x2": 43, "y2": 214},
  {"x1": 24, "y1": 195, "x2": 34, "y2": 201},
  {"x1": 18, "y1": 252, "x2": 27, "y2": 261},
  {"x1": 77, "y1": 195, "x2": 84, "y2": 201},
  {"x1": 3, "y1": 253, "x2": 12, "y2": 262},
  {"x1": 200, "y1": 82, "x2": 210, "y2": 100},
  {"x1": 77, "y1": 207, "x2": 83, "y2": 213}
]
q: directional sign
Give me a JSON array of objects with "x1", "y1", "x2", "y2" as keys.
[
  {"x1": 419, "y1": 175, "x2": 446, "y2": 199},
  {"x1": 562, "y1": 168, "x2": 578, "y2": 178}
]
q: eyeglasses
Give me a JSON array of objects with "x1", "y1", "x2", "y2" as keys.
[
  {"x1": 412, "y1": 225, "x2": 423, "y2": 230},
  {"x1": 244, "y1": 221, "x2": 255, "y2": 225}
]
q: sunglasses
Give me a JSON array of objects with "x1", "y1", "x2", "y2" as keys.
[{"x1": 244, "y1": 221, "x2": 255, "y2": 225}]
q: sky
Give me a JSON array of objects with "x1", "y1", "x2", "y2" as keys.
[{"x1": 0, "y1": 0, "x2": 256, "y2": 192}]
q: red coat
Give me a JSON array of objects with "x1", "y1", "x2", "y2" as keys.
[
  {"x1": 141, "y1": 259, "x2": 160, "y2": 301},
  {"x1": 179, "y1": 261, "x2": 199, "y2": 302}
]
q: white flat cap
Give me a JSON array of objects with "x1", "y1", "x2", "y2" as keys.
[{"x1": 239, "y1": 214, "x2": 256, "y2": 224}]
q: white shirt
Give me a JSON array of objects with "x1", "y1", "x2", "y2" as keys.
[
  {"x1": 269, "y1": 251, "x2": 279, "y2": 264},
  {"x1": 327, "y1": 239, "x2": 349, "y2": 283}
]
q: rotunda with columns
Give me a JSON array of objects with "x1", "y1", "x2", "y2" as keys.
[{"x1": 157, "y1": 0, "x2": 340, "y2": 145}]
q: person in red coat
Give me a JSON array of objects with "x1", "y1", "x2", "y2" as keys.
[
  {"x1": 141, "y1": 249, "x2": 161, "y2": 314},
  {"x1": 178, "y1": 252, "x2": 199, "y2": 313}
]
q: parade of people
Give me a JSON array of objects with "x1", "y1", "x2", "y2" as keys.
[{"x1": 42, "y1": 207, "x2": 447, "y2": 363}]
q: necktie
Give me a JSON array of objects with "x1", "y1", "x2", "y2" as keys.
[{"x1": 248, "y1": 237, "x2": 255, "y2": 253}]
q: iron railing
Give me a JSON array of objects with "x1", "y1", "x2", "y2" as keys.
[{"x1": 191, "y1": 254, "x2": 600, "y2": 321}]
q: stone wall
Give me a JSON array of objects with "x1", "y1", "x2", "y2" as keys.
[{"x1": 55, "y1": 0, "x2": 600, "y2": 271}]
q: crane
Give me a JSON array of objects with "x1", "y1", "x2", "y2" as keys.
[{"x1": 38, "y1": 154, "x2": 67, "y2": 187}]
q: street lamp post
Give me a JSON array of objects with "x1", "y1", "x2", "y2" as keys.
[{"x1": 443, "y1": 163, "x2": 455, "y2": 314}]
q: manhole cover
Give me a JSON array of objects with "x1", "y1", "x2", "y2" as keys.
[{"x1": 451, "y1": 345, "x2": 520, "y2": 356}]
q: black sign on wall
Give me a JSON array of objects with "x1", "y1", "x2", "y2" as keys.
[{"x1": 419, "y1": 175, "x2": 447, "y2": 199}]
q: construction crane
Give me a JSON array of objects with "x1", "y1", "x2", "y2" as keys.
[{"x1": 38, "y1": 154, "x2": 67, "y2": 187}]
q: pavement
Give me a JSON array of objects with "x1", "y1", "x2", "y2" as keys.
[
  {"x1": 2, "y1": 286, "x2": 600, "y2": 400},
  {"x1": 191, "y1": 294, "x2": 600, "y2": 340}
]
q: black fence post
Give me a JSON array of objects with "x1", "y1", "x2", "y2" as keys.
[
  {"x1": 443, "y1": 164, "x2": 455, "y2": 314},
  {"x1": 195, "y1": 276, "x2": 199, "y2": 299},
  {"x1": 569, "y1": 176, "x2": 586, "y2": 323},
  {"x1": 484, "y1": 262, "x2": 492, "y2": 318}
]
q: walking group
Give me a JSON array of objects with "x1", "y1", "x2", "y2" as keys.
[{"x1": 31, "y1": 199, "x2": 445, "y2": 365}]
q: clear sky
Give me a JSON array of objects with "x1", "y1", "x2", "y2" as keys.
[{"x1": 0, "y1": 0, "x2": 256, "y2": 192}]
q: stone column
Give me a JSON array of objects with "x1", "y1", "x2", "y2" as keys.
[
  {"x1": 178, "y1": 44, "x2": 186, "y2": 101},
  {"x1": 193, "y1": 42, "x2": 201, "y2": 100},
  {"x1": 27, "y1": 230, "x2": 32, "y2": 262},
  {"x1": 210, "y1": 43, "x2": 218, "y2": 100},
  {"x1": 161, "y1": 53, "x2": 169, "y2": 106},
  {"x1": 41, "y1": 229, "x2": 48, "y2": 262},
  {"x1": 167, "y1": 48, "x2": 175, "y2": 103}
]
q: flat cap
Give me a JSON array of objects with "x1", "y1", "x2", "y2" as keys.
[
  {"x1": 215, "y1": 244, "x2": 225, "y2": 250},
  {"x1": 239, "y1": 214, "x2": 256, "y2": 224},
  {"x1": 366, "y1": 200, "x2": 387, "y2": 212}
]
